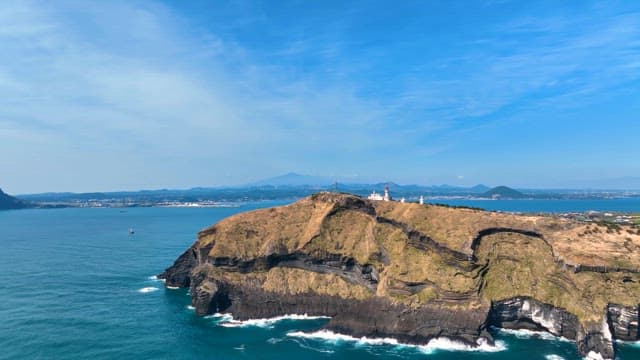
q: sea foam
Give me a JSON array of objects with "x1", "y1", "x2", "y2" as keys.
[
  {"x1": 138, "y1": 287, "x2": 159, "y2": 293},
  {"x1": 495, "y1": 328, "x2": 572, "y2": 342},
  {"x1": 220, "y1": 314, "x2": 330, "y2": 328},
  {"x1": 544, "y1": 355, "x2": 565, "y2": 360},
  {"x1": 286, "y1": 329, "x2": 507, "y2": 354},
  {"x1": 203, "y1": 313, "x2": 234, "y2": 324}
]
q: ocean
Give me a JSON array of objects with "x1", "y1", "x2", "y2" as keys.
[{"x1": 1, "y1": 198, "x2": 639, "y2": 360}]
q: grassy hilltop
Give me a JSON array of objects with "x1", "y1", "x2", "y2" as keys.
[{"x1": 162, "y1": 192, "x2": 640, "y2": 358}]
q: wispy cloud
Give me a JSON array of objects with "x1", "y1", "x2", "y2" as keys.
[
  {"x1": 1, "y1": 0, "x2": 639, "y2": 192},
  {"x1": 0, "y1": 0, "x2": 422, "y2": 191},
  {"x1": 398, "y1": 5, "x2": 640, "y2": 123}
]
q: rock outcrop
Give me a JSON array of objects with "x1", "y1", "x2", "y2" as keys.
[{"x1": 160, "y1": 192, "x2": 640, "y2": 359}]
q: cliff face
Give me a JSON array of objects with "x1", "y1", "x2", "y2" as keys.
[{"x1": 160, "y1": 192, "x2": 640, "y2": 359}]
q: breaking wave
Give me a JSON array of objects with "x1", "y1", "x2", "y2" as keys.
[
  {"x1": 286, "y1": 329, "x2": 507, "y2": 354},
  {"x1": 204, "y1": 313, "x2": 234, "y2": 323},
  {"x1": 219, "y1": 314, "x2": 330, "y2": 328},
  {"x1": 495, "y1": 328, "x2": 572, "y2": 342}
]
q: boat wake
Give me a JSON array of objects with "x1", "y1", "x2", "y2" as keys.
[
  {"x1": 544, "y1": 355, "x2": 566, "y2": 360},
  {"x1": 138, "y1": 287, "x2": 159, "y2": 293}
]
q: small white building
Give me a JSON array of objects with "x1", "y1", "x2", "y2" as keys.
[
  {"x1": 368, "y1": 185, "x2": 392, "y2": 201},
  {"x1": 367, "y1": 191, "x2": 384, "y2": 201}
]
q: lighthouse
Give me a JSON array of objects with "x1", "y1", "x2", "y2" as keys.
[{"x1": 383, "y1": 184, "x2": 391, "y2": 201}]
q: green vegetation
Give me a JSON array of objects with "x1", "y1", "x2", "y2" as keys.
[
  {"x1": 431, "y1": 203, "x2": 486, "y2": 211},
  {"x1": 482, "y1": 185, "x2": 526, "y2": 198}
]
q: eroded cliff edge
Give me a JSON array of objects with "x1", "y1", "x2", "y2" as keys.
[{"x1": 160, "y1": 192, "x2": 640, "y2": 359}]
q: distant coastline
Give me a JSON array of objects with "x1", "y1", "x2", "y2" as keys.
[{"x1": 13, "y1": 184, "x2": 640, "y2": 210}]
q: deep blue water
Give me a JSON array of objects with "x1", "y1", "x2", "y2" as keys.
[{"x1": 1, "y1": 199, "x2": 639, "y2": 360}]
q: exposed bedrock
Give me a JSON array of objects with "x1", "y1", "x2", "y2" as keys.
[
  {"x1": 488, "y1": 297, "x2": 581, "y2": 339},
  {"x1": 488, "y1": 297, "x2": 615, "y2": 359},
  {"x1": 159, "y1": 247, "x2": 198, "y2": 287},
  {"x1": 607, "y1": 303, "x2": 639, "y2": 341},
  {"x1": 159, "y1": 193, "x2": 640, "y2": 360},
  {"x1": 188, "y1": 269, "x2": 492, "y2": 346}
]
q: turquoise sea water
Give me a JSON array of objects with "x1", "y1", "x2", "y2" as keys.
[{"x1": 1, "y1": 199, "x2": 640, "y2": 360}]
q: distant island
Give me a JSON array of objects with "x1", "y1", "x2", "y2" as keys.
[
  {"x1": 160, "y1": 192, "x2": 640, "y2": 359},
  {"x1": 483, "y1": 186, "x2": 526, "y2": 199}
]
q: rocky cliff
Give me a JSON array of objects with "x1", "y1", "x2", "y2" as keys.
[{"x1": 160, "y1": 192, "x2": 640, "y2": 359}]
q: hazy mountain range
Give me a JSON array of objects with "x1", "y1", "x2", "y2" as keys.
[
  {"x1": 4, "y1": 172, "x2": 639, "y2": 207},
  {"x1": 247, "y1": 172, "x2": 491, "y2": 192}
]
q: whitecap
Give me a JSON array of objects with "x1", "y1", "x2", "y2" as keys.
[
  {"x1": 418, "y1": 337, "x2": 506, "y2": 354},
  {"x1": 166, "y1": 286, "x2": 180, "y2": 290},
  {"x1": 186, "y1": 305, "x2": 195, "y2": 311},
  {"x1": 286, "y1": 329, "x2": 506, "y2": 353},
  {"x1": 138, "y1": 287, "x2": 159, "y2": 293},
  {"x1": 545, "y1": 355, "x2": 565, "y2": 360},
  {"x1": 496, "y1": 328, "x2": 572, "y2": 342},
  {"x1": 147, "y1": 275, "x2": 166, "y2": 283},
  {"x1": 219, "y1": 314, "x2": 330, "y2": 328},
  {"x1": 204, "y1": 313, "x2": 234, "y2": 323}
]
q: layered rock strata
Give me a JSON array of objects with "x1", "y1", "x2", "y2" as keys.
[{"x1": 160, "y1": 192, "x2": 640, "y2": 359}]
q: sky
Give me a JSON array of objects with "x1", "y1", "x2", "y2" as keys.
[{"x1": 1, "y1": 0, "x2": 640, "y2": 193}]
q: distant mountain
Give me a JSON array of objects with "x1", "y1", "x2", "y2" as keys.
[
  {"x1": 469, "y1": 184, "x2": 491, "y2": 193},
  {"x1": 0, "y1": 188, "x2": 29, "y2": 210},
  {"x1": 483, "y1": 186, "x2": 525, "y2": 199}
]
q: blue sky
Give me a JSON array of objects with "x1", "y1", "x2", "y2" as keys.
[{"x1": 1, "y1": 0, "x2": 639, "y2": 193}]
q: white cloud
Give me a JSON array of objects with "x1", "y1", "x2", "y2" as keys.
[
  {"x1": 1, "y1": 0, "x2": 638, "y2": 192},
  {"x1": 0, "y1": 0, "x2": 439, "y2": 192}
]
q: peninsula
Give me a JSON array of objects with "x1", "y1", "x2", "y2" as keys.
[
  {"x1": 160, "y1": 192, "x2": 640, "y2": 359},
  {"x1": 0, "y1": 188, "x2": 29, "y2": 210}
]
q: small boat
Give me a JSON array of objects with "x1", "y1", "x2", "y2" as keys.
[{"x1": 129, "y1": 228, "x2": 135, "y2": 235}]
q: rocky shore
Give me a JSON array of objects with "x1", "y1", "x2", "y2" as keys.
[{"x1": 160, "y1": 192, "x2": 640, "y2": 359}]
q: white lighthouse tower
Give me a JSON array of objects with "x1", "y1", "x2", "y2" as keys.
[
  {"x1": 419, "y1": 195, "x2": 424, "y2": 205},
  {"x1": 383, "y1": 184, "x2": 391, "y2": 201}
]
